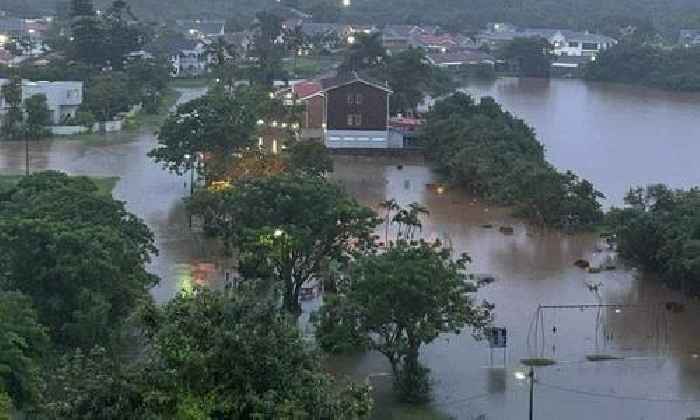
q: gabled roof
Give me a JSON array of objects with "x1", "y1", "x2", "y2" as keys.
[
  {"x1": 321, "y1": 72, "x2": 392, "y2": 93},
  {"x1": 293, "y1": 81, "x2": 323, "y2": 99},
  {"x1": 300, "y1": 22, "x2": 347, "y2": 37}
]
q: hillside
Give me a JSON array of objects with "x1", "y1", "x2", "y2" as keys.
[{"x1": 7, "y1": 0, "x2": 700, "y2": 36}]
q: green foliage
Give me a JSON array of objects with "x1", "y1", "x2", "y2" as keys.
[
  {"x1": 315, "y1": 235, "x2": 493, "y2": 402},
  {"x1": 286, "y1": 140, "x2": 334, "y2": 177},
  {"x1": 24, "y1": 94, "x2": 52, "y2": 139},
  {"x1": 340, "y1": 32, "x2": 386, "y2": 73},
  {"x1": 0, "y1": 171, "x2": 157, "y2": 349},
  {"x1": 377, "y1": 48, "x2": 436, "y2": 114},
  {"x1": 149, "y1": 88, "x2": 260, "y2": 179},
  {"x1": 38, "y1": 347, "x2": 156, "y2": 420},
  {"x1": 1, "y1": 76, "x2": 24, "y2": 141},
  {"x1": 586, "y1": 42, "x2": 700, "y2": 92},
  {"x1": 0, "y1": 291, "x2": 49, "y2": 410},
  {"x1": 80, "y1": 73, "x2": 132, "y2": 121},
  {"x1": 69, "y1": 1, "x2": 146, "y2": 69},
  {"x1": 420, "y1": 93, "x2": 604, "y2": 228},
  {"x1": 189, "y1": 174, "x2": 379, "y2": 313},
  {"x1": 138, "y1": 287, "x2": 373, "y2": 419},
  {"x1": 248, "y1": 11, "x2": 287, "y2": 86},
  {"x1": 500, "y1": 37, "x2": 553, "y2": 78},
  {"x1": 607, "y1": 185, "x2": 700, "y2": 294},
  {"x1": 125, "y1": 58, "x2": 171, "y2": 113}
]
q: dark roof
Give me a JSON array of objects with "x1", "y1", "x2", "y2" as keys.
[
  {"x1": 300, "y1": 22, "x2": 346, "y2": 37},
  {"x1": 321, "y1": 72, "x2": 392, "y2": 93},
  {"x1": 145, "y1": 35, "x2": 200, "y2": 56}
]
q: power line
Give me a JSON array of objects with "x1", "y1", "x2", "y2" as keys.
[{"x1": 537, "y1": 381, "x2": 700, "y2": 403}]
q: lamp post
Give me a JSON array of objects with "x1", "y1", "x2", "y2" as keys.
[{"x1": 184, "y1": 153, "x2": 194, "y2": 228}]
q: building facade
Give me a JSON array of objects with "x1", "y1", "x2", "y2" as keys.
[{"x1": 0, "y1": 79, "x2": 83, "y2": 125}]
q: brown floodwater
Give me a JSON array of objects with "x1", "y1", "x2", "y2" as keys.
[{"x1": 2, "y1": 81, "x2": 700, "y2": 419}]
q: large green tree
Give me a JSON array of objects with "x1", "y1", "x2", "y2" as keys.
[
  {"x1": 1, "y1": 76, "x2": 24, "y2": 141},
  {"x1": 420, "y1": 93, "x2": 603, "y2": 228},
  {"x1": 138, "y1": 287, "x2": 373, "y2": 419},
  {"x1": 0, "y1": 172, "x2": 157, "y2": 349},
  {"x1": 150, "y1": 88, "x2": 259, "y2": 181},
  {"x1": 0, "y1": 292, "x2": 49, "y2": 411},
  {"x1": 340, "y1": 32, "x2": 386, "y2": 73},
  {"x1": 24, "y1": 94, "x2": 52, "y2": 140},
  {"x1": 607, "y1": 185, "x2": 700, "y2": 294},
  {"x1": 189, "y1": 174, "x2": 379, "y2": 313},
  {"x1": 315, "y1": 205, "x2": 493, "y2": 402},
  {"x1": 500, "y1": 37, "x2": 553, "y2": 78}
]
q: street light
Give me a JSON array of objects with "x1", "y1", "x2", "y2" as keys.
[{"x1": 184, "y1": 153, "x2": 195, "y2": 228}]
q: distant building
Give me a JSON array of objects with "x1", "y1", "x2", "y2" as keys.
[
  {"x1": 381, "y1": 25, "x2": 423, "y2": 51},
  {"x1": 679, "y1": 30, "x2": 700, "y2": 48},
  {"x1": 477, "y1": 26, "x2": 616, "y2": 59},
  {"x1": 426, "y1": 49, "x2": 495, "y2": 69},
  {"x1": 176, "y1": 19, "x2": 225, "y2": 40},
  {"x1": 144, "y1": 35, "x2": 210, "y2": 77},
  {"x1": 0, "y1": 79, "x2": 83, "y2": 124}
]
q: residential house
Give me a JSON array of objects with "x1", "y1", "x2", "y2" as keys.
[
  {"x1": 426, "y1": 49, "x2": 495, "y2": 69},
  {"x1": 145, "y1": 35, "x2": 210, "y2": 77},
  {"x1": 381, "y1": 25, "x2": 423, "y2": 51},
  {"x1": 477, "y1": 26, "x2": 616, "y2": 59},
  {"x1": 281, "y1": 74, "x2": 397, "y2": 148},
  {"x1": 0, "y1": 79, "x2": 83, "y2": 124},
  {"x1": 680, "y1": 30, "x2": 700, "y2": 48},
  {"x1": 176, "y1": 19, "x2": 226, "y2": 40},
  {"x1": 321, "y1": 73, "x2": 394, "y2": 149},
  {"x1": 411, "y1": 33, "x2": 463, "y2": 53},
  {"x1": 300, "y1": 22, "x2": 351, "y2": 49}
]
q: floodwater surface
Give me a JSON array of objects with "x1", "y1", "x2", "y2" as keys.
[{"x1": 2, "y1": 81, "x2": 700, "y2": 419}]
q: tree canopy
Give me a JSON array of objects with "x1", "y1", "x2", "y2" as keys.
[
  {"x1": 0, "y1": 171, "x2": 157, "y2": 349},
  {"x1": 420, "y1": 93, "x2": 604, "y2": 228},
  {"x1": 315, "y1": 203, "x2": 494, "y2": 402},
  {"x1": 189, "y1": 174, "x2": 379, "y2": 313},
  {"x1": 607, "y1": 185, "x2": 700, "y2": 295},
  {"x1": 586, "y1": 42, "x2": 700, "y2": 92}
]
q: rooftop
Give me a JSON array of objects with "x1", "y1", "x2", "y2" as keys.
[{"x1": 320, "y1": 72, "x2": 392, "y2": 93}]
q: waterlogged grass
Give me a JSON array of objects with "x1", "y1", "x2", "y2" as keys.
[
  {"x1": 372, "y1": 405, "x2": 454, "y2": 420},
  {"x1": 0, "y1": 174, "x2": 119, "y2": 196}
]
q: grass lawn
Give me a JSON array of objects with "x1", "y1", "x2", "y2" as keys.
[
  {"x1": 284, "y1": 55, "x2": 342, "y2": 78},
  {"x1": 0, "y1": 174, "x2": 119, "y2": 196},
  {"x1": 168, "y1": 78, "x2": 213, "y2": 89}
]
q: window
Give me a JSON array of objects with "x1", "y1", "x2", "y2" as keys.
[
  {"x1": 347, "y1": 113, "x2": 362, "y2": 127},
  {"x1": 582, "y1": 42, "x2": 598, "y2": 50},
  {"x1": 568, "y1": 41, "x2": 579, "y2": 48},
  {"x1": 347, "y1": 94, "x2": 363, "y2": 105}
]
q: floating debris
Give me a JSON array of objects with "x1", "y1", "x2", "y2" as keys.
[
  {"x1": 481, "y1": 224, "x2": 494, "y2": 229},
  {"x1": 586, "y1": 354, "x2": 623, "y2": 362},
  {"x1": 520, "y1": 358, "x2": 556, "y2": 367},
  {"x1": 574, "y1": 259, "x2": 590, "y2": 269},
  {"x1": 588, "y1": 266, "x2": 602, "y2": 274},
  {"x1": 499, "y1": 226, "x2": 514, "y2": 235}
]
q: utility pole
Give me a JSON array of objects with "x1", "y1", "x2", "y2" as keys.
[
  {"x1": 25, "y1": 130, "x2": 30, "y2": 176},
  {"x1": 529, "y1": 366, "x2": 535, "y2": 420}
]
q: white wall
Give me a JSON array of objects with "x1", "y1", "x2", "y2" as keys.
[{"x1": 326, "y1": 130, "x2": 389, "y2": 149}]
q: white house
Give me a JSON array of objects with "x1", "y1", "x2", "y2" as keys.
[
  {"x1": 0, "y1": 79, "x2": 83, "y2": 124},
  {"x1": 477, "y1": 27, "x2": 616, "y2": 60}
]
